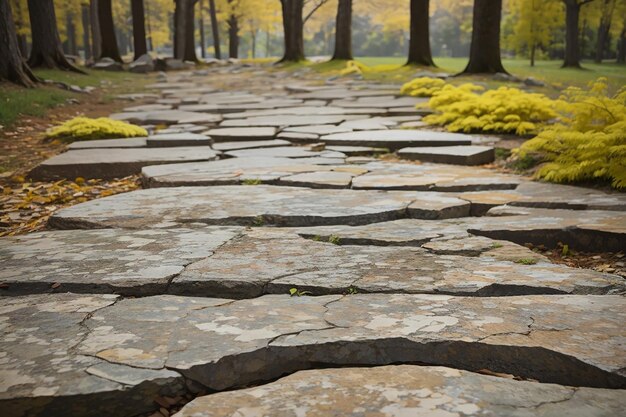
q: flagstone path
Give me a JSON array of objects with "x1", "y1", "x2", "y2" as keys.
[{"x1": 3, "y1": 65, "x2": 625, "y2": 417}]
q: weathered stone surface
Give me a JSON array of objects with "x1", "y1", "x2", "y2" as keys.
[
  {"x1": 0, "y1": 227, "x2": 241, "y2": 296},
  {"x1": 278, "y1": 171, "x2": 355, "y2": 189},
  {"x1": 326, "y1": 145, "x2": 388, "y2": 155},
  {"x1": 68, "y1": 137, "x2": 147, "y2": 149},
  {"x1": 292, "y1": 89, "x2": 398, "y2": 100},
  {"x1": 319, "y1": 130, "x2": 472, "y2": 150},
  {"x1": 220, "y1": 115, "x2": 348, "y2": 127},
  {"x1": 222, "y1": 106, "x2": 386, "y2": 120},
  {"x1": 224, "y1": 146, "x2": 345, "y2": 159},
  {"x1": 29, "y1": 147, "x2": 219, "y2": 180},
  {"x1": 204, "y1": 127, "x2": 277, "y2": 141},
  {"x1": 146, "y1": 133, "x2": 212, "y2": 147},
  {"x1": 49, "y1": 186, "x2": 469, "y2": 228},
  {"x1": 123, "y1": 104, "x2": 172, "y2": 112},
  {"x1": 399, "y1": 145, "x2": 495, "y2": 166},
  {"x1": 172, "y1": 230, "x2": 623, "y2": 297},
  {"x1": 211, "y1": 139, "x2": 291, "y2": 151},
  {"x1": 283, "y1": 124, "x2": 353, "y2": 135},
  {"x1": 277, "y1": 131, "x2": 320, "y2": 141},
  {"x1": 175, "y1": 365, "x2": 626, "y2": 417},
  {"x1": 331, "y1": 96, "x2": 428, "y2": 108},
  {"x1": 111, "y1": 110, "x2": 222, "y2": 125}
]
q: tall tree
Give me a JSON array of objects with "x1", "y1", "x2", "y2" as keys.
[
  {"x1": 81, "y1": 3, "x2": 92, "y2": 60},
  {"x1": 65, "y1": 9, "x2": 78, "y2": 55},
  {"x1": 618, "y1": 17, "x2": 626, "y2": 63},
  {"x1": 332, "y1": 0, "x2": 352, "y2": 60},
  {"x1": 227, "y1": 0, "x2": 239, "y2": 58},
  {"x1": 199, "y1": 0, "x2": 206, "y2": 58},
  {"x1": 1, "y1": 0, "x2": 37, "y2": 87},
  {"x1": 562, "y1": 0, "x2": 595, "y2": 68},
  {"x1": 97, "y1": 0, "x2": 121, "y2": 61},
  {"x1": 462, "y1": 0, "x2": 507, "y2": 74},
  {"x1": 184, "y1": 0, "x2": 198, "y2": 61},
  {"x1": 90, "y1": 0, "x2": 101, "y2": 59},
  {"x1": 131, "y1": 0, "x2": 148, "y2": 59},
  {"x1": 279, "y1": 0, "x2": 305, "y2": 62},
  {"x1": 27, "y1": 0, "x2": 84, "y2": 72},
  {"x1": 12, "y1": 0, "x2": 29, "y2": 57},
  {"x1": 208, "y1": 0, "x2": 221, "y2": 58},
  {"x1": 594, "y1": 0, "x2": 616, "y2": 63},
  {"x1": 407, "y1": 0, "x2": 435, "y2": 66}
]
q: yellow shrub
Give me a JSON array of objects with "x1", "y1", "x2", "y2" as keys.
[
  {"x1": 46, "y1": 117, "x2": 148, "y2": 142},
  {"x1": 400, "y1": 77, "x2": 447, "y2": 97},
  {"x1": 339, "y1": 60, "x2": 369, "y2": 76},
  {"x1": 424, "y1": 85, "x2": 559, "y2": 136},
  {"x1": 518, "y1": 79, "x2": 626, "y2": 189}
]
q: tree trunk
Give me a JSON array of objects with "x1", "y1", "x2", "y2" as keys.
[
  {"x1": 13, "y1": 0, "x2": 29, "y2": 57},
  {"x1": 530, "y1": 42, "x2": 536, "y2": 66},
  {"x1": 27, "y1": 0, "x2": 84, "y2": 72},
  {"x1": 562, "y1": 0, "x2": 596, "y2": 68},
  {"x1": 594, "y1": 0, "x2": 614, "y2": 63},
  {"x1": 208, "y1": 0, "x2": 220, "y2": 59},
  {"x1": 199, "y1": 0, "x2": 206, "y2": 58},
  {"x1": 90, "y1": 0, "x2": 101, "y2": 59},
  {"x1": 81, "y1": 4, "x2": 92, "y2": 61},
  {"x1": 406, "y1": 0, "x2": 434, "y2": 66},
  {"x1": 227, "y1": 8, "x2": 239, "y2": 58},
  {"x1": 0, "y1": 0, "x2": 38, "y2": 87},
  {"x1": 279, "y1": 0, "x2": 304, "y2": 62},
  {"x1": 462, "y1": 0, "x2": 507, "y2": 74},
  {"x1": 173, "y1": 0, "x2": 186, "y2": 59},
  {"x1": 332, "y1": 0, "x2": 352, "y2": 60},
  {"x1": 131, "y1": 0, "x2": 147, "y2": 60},
  {"x1": 618, "y1": 24, "x2": 626, "y2": 63},
  {"x1": 97, "y1": 0, "x2": 122, "y2": 61},
  {"x1": 184, "y1": 0, "x2": 197, "y2": 62},
  {"x1": 66, "y1": 11, "x2": 78, "y2": 55}
]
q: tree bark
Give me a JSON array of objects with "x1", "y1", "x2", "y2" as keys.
[
  {"x1": 530, "y1": 42, "x2": 536, "y2": 66},
  {"x1": 332, "y1": 0, "x2": 352, "y2": 60},
  {"x1": 81, "y1": 3, "x2": 92, "y2": 61},
  {"x1": 66, "y1": 10, "x2": 78, "y2": 55},
  {"x1": 199, "y1": 0, "x2": 206, "y2": 58},
  {"x1": 90, "y1": 0, "x2": 101, "y2": 59},
  {"x1": 184, "y1": 0, "x2": 198, "y2": 62},
  {"x1": 618, "y1": 23, "x2": 626, "y2": 63},
  {"x1": 97, "y1": 0, "x2": 122, "y2": 61},
  {"x1": 208, "y1": 0, "x2": 220, "y2": 58},
  {"x1": 131, "y1": 0, "x2": 147, "y2": 60},
  {"x1": 0, "y1": 0, "x2": 38, "y2": 87},
  {"x1": 462, "y1": 0, "x2": 507, "y2": 74},
  {"x1": 27, "y1": 0, "x2": 84, "y2": 72},
  {"x1": 13, "y1": 0, "x2": 29, "y2": 57},
  {"x1": 562, "y1": 0, "x2": 595, "y2": 68},
  {"x1": 594, "y1": 0, "x2": 614, "y2": 63},
  {"x1": 173, "y1": 0, "x2": 186, "y2": 59},
  {"x1": 279, "y1": 0, "x2": 305, "y2": 62},
  {"x1": 227, "y1": 0, "x2": 239, "y2": 58},
  {"x1": 406, "y1": 0, "x2": 435, "y2": 66}
]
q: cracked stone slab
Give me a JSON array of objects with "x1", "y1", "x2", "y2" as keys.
[
  {"x1": 172, "y1": 230, "x2": 624, "y2": 298},
  {"x1": 398, "y1": 145, "x2": 496, "y2": 166},
  {"x1": 146, "y1": 133, "x2": 212, "y2": 147},
  {"x1": 283, "y1": 124, "x2": 354, "y2": 135},
  {"x1": 68, "y1": 137, "x2": 147, "y2": 149},
  {"x1": 331, "y1": 96, "x2": 428, "y2": 108},
  {"x1": 29, "y1": 147, "x2": 220, "y2": 180},
  {"x1": 319, "y1": 130, "x2": 472, "y2": 150},
  {"x1": 211, "y1": 139, "x2": 291, "y2": 151},
  {"x1": 203, "y1": 127, "x2": 277, "y2": 141},
  {"x1": 326, "y1": 145, "x2": 388, "y2": 155},
  {"x1": 0, "y1": 227, "x2": 241, "y2": 296},
  {"x1": 49, "y1": 185, "x2": 470, "y2": 229},
  {"x1": 277, "y1": 171, "x2": 355, "y2": 189},
  {"x1": 3, "y1": 293, "x2": 625, "y2": 417},
  {"x1": 175, "y1": 365, "x2": 626, "y2": 417},
  {"x1": 291, "y1": 89, "x2": 398, "y2": 100},
  {"x1": 220, "y1": 115, "x2": 348, "y2": 128},
  {"x1": 110, "y1": 110, "x2": 222, "y2": 125},
  {"x1": 222, "y1": 106, "x2": 387, "y2": 120},
  {"x1": 224, "y1": 146, "x2": 345, "y2": 159}
]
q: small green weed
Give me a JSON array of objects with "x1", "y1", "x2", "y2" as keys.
[
  {"x1": 242, "y1": 178, "x2": 262, "y2": 185},
  {"x1": 328, "y1": 235, "x2": 341, "y2": 245},
  {"x1": 289, "y1": 288, "x2": 312, "y2": 297},
  {"x1": 515, "y1": 258, "x2": 538, "y2": 265}
]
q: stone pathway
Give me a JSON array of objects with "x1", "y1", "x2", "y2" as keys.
[{"x1": 3, "y1": 65, "x2": 625, "y2": 417}]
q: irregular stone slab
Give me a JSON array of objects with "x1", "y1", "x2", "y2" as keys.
[
  {"x1": 319, "y1": 130, "x2": 472, "y2": 150},
  {"x1": 172, "y1": 230, "x2": 623, "y2": 298},
  {"x1": 68, "y1": 137, "x2": 147, "y2": 149},
  {"x1": 211, "y1": 139, "x2": 291, "y2": 151},
  {"x1": 204, "y1": 127, "x2": 277, "y2": 141},
  {"x1": 283, "y1": 124, "x2": 353, "y2": 135},
  {"x1": 326, "y1": 145, "x2": 388, "y2": 156},
  {"x1": 339, "y1": 117, "x2": 397, "y2": 130},
  {"x1": 352, "y1": 161, "x2": 521, "y2": 191},
  {"x1": 222, "y1": 106, "x2": 386, "y2": 119},
  {"x1": 29, "y1": 147, "x2": 219, "y2": 180},
  {"x1": 399, "y1": 145, "x2": 495, "y2": 166},
  {"x1": 278, "y1": 171, "x2": 354, "y2": 189},
  {"x1": 220, "y1": 115, "x2": 348, "y2": 127},
  {"x1": 332, "y1": 96, "x2": 428, "y2": 108},
  {"x1": 277, "y1": 131, "x2": 320, "y2": 141},
  {"x1": 123, "y1": 103, "x2": 172, "y2": 112},
  {"x1": 292, "y1": 89, "x2": 398, "y2": 100},
  {"x1": 111, "y1": 110, "x2": 222, "y2": 125},
  {"x1": 224, "y1": 146, "x2": 345, "y2": 159},
  {"x1": 49, "y1": 186, "x2": 469, "y2": 228},
  {"x1": 175, "y1": 365, "x2": 626, "y2": 417},
  {"x1": 146, "y1": 133, "x2": 212, "y2": 147},
  {"x1": 0, "y1": 227, "x2": 241, "y2": 296},
  {"x1": 459, "y1": 182, "x2": 626, "y2": 214}
]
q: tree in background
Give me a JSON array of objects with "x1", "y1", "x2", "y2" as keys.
[
  {"x1": 562, "y1": 0, "x2": 595, "y2": 67},
  {"x1": 90, "y1": 0, "x2": 101, "y2": 59},
  {"x1": 332, "y1": 0, "x2": 352, "y2": 60},
  {"x1": 208, "y1": 0, "x2": 221, "y2": 58},
  {"x1": 9, "y1": 0, "x2": 29, "y2": 56},
  {"x1": 97, "y1": 0, "x2": 121, "y2": 61},
  {"x1": 594, "y1": 0, "x2": 616, "y2": 62},
  {"x1": 279, "y1": 0, "x2": 305, "y2": 61},
  {"x1": 462, "y1": 0, "x2": 507, "y2": 73},
  {"x1": 131, "y1": 0, "x2": 147, "y2": 59},
  {"x1": 1, "y1": 0, "x2": 37, "y2": 86},
  {"x1": 81, "y1": 2, "x2": 92, "y2": 60},
  {"x1": 227, "y1": 0, "x2": 239, "y2": 58},
  {"x1": 174, "y1": 0, "x2": 199, "y2": 61},
  {"x1": 27, "y1": 0, "x2": 84, "y2": 72},
  {"x1": 407, "y1": 0, "x2": 435, "y2": 66}
]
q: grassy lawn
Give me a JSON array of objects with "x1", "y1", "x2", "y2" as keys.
[{"x1": 0, "y1": 68, "x2": 150, "y2": 128}]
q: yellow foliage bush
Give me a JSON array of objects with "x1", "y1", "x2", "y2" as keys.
[
  {"x1": 46, "y1": 117, "x2": 148, "y2": 142},
  {"x1": 338, "y1": 60, "x2": 369, "y2": 76},
  {"x1": 518, "y1": 79, "x2": 626, "y2": 189},
  {"x1": 400, "y1": 77, "x2": 446, "y2": 97},
  {"x1": 423, "y1": 85, "x2": 559, "y2": 136}
]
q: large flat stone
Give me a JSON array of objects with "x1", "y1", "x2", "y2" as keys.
[
  {"x1": 49, "y1": 185, "x2": 470, "y2": 228},
  {"x1": 224, "y1": 146, "x2": 345, "y2": 159},
  {"x1": 278, "y1": 171, "x2": 355, "y2": 189},
  {"x1": 220, "y1": 115, "x2": 348, "y2": 127},
  {"x1": 0, "y1": 227, "x2": 241, "y2": 296},
  {"x1": 399, "y1": 145, "x2": 495, "y2": 165},
  {"x1": 331, "y1": 96, "x2": 428, "y2": 108},
  {"x1": 67, "y1": 137, "x2": 147, "y2": 149},
  {"x1": 111, "y1": 110, "x2": 222, "y2": 125},
  {"x1": 2, "y1": 292, "x2": 624, "y2": 416},
  {"x1": 222, "y1": 106, "x2": 386, "y2": 119},
  {"x1": 283, "y1": 124, "x2": 354, "y2": 135},
  {"x1": 204, "y1": 127, "x2": 277, "y2": 141},
  {"x1": 29, "y1": 147, "x2": 220, "y2": 180},
  {"x1": 319, "y1": 130, "x2": 472, "y2": 150},
  {"x1": 175, "y1": 365, "x2": 626, "y2": 417},
  {"x1": 211, "y1": 139, "x2": 291, "y2": 151},
  {"x1": 146, "y1": 133, "x2": 212, "y2": 147},
  {"x1": 171, "y1": 229, "x2": 624, "y2": 298}
]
